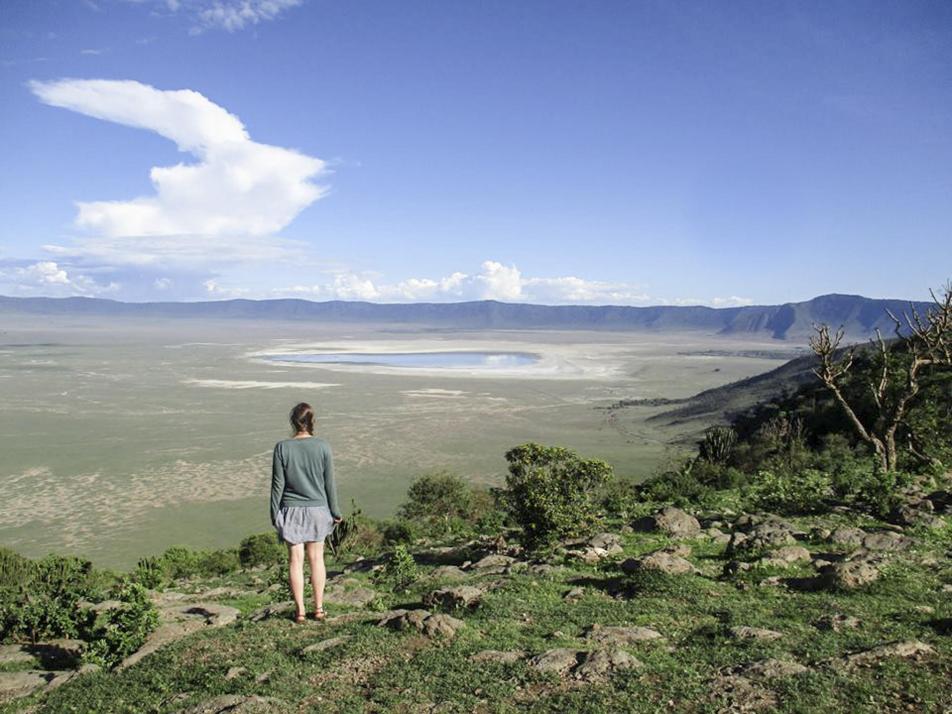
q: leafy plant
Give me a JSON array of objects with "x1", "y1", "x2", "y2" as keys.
[
  {"x1": 82, "y1": 580, "x2": 159, "y2": 669},
  {"x1": 749, "y1": 468, "x2": 832, "y2": 515},
  {"x1": 373, "y1": 544, "x2": 418, "y2": 592},
  {"x1": 698, "y1": 425, "x2": 737, "y2": 465},
  {"x1": 504, "y1": 442, "x2": 613, "y2": 548},
  {"x1": 237, "y1": 534, "x2": 285, "y2": 569}
]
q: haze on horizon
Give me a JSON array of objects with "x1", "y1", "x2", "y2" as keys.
[{"x1": 1, "y1": 1, "x2": 950, "y2": 306}]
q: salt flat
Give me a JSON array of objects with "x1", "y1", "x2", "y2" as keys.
[{"x1": 0, "y1": 315, "x2": 805, "y2": 568}]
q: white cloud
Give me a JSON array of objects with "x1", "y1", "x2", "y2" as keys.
[
  {"x1": 153, "y1": 277, "x2": 172, "y2": 290},
  {"x1": 276, "y1": 261, "x2": 662, "y2": 305},
  {"x1": 1, "y1": 261, "x2": 119, "y2": 296},
  {"x1": 30, "y1": 79, "x2": 326, "y2": 242},
  {"x1": 192, "y1": 0, "x2": 303, "y2": 33}
]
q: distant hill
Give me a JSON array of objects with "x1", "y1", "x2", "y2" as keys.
[{"x1": 0, "y1": 293, "x2": 930, "y2": 340}]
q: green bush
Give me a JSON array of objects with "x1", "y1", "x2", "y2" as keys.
[
  {"x1": 504, "y1": 442, "x2": 613, "y2": 548},
  {"x1": 399, "y1": 471, "x2": 471, "y2": 521},
  {"x1": 749, "y1": 468, "x2": 832, "y2": 515},
  {"x1": 132, "y1": 556, "x2": 165, "y2": 589},
  {"x1": 854, "y1": 468, "x2": 915, "y2": 518},
  {"x1": 156, "y1": 546, "x2": 202, "y2": 579},
  {"x1": 237, "y1": 533, "x2": 285, "y2": 568},
  {"x1": 0, "y1": 554, "x2": 100, "y2": 644},
  {"x1": 382, "y1": 519, "x2": 418, "y2": 545},
  {"x1": 198, "y1": 548, "x2": 240, "y2": 576},
  {"x1": 373, "y1": 544, "x2": 418, "y2": 592},
  {"x1": 82, "y1": 580, "x2": 159, "y2": 669}
]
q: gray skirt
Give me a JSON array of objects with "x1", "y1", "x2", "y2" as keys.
[{"x1": 275, "y1": 505, "x2": 336, "y2": 545}]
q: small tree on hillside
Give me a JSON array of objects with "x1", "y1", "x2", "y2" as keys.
[
  {"x1": 504, "y1": 443, "x2": 613, "y2": 548},
  {"x1": 809, "y1": 282, "x2": 951, "y2": 472}
]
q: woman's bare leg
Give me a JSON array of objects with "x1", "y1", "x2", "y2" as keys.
[
  {"x1": 287, "y1": 543, "x2": 306, "y2": 618},
  {"x1": 305, "y1": 541, "x2": 326, "y2": 612}
]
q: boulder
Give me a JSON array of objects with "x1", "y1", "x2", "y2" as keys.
[
  {"x1": 528, "y1": 648, "x2": 584, "y2": 676},
  {"x1": 861, "y1": 531, "x2": 913, "y2": 551},
  {"x1": 621, "y1": 551, "x2": 695, "y2": 576},
  {"x1": 818, "y1": 560, "x2": 880, "y2": 591},
  {"x1": 835, "y1": 640, "x2": 935, "y2": 669},
  {"x1": 588, "y1": 533, "x2": 623, "y2": 552},
  {"x1": 427, "y1": 565, "x2": 468, "y2": 581},
  {"x1": 573, "y1": 648, "x2": 641, "y2": 681},
  {"x1": 422, "y1": 613, "x2": 465, "y2": 638},
  {"x1": 301, "y1": 636, "x2": 351, "y2": 655},
  {"x1": 827, "y1": 527, "x2": 865, "y2": 548},
  {"x1": 768, "y1": 545, "x2": 811, "y2": 563},
  {"x1": 324, "y1": 580, "x2": 378, "y2": 607},
  {"x1": 738, "y1": 658, "x2": 809, "y2": 679},
  {"x1": 813, "y1": 613, "x2": 860, "y2": 632},
  {"x1": 729, "y1": 518, "x2": 797, "y2": 554},
  {"x1": 0, "y1": 670, "x2": 70, "y2": 701},
  {"x1": 729, "y1": 626, "x2": 783, "y2": 641},
  {"x1": 121, "y1": 601, "x2": 240, "y2": 669},
  {"x1": 563, "y1": 586, "x2": 586, "y2": 602},
  {"x1": 583, "y1": 624, "x2": 663, "y2": 645},
  {"x1": 633, "y1": 507, "x2": 701, "y2": 538},
  {"x1": 423, "y1": 585, "x2": 483, "y2": 609},
  {"x1": 468, "y1": 554, "x2": 516, "y2": 572}
]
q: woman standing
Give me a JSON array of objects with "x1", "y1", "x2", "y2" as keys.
[{"x1": 270, "y1": 402, "x2": 342, "y2": 623}]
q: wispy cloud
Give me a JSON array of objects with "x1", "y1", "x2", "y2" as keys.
[
  {"x1": 127, "y1": 0, "x2": 303, "y2": 34},
  {"x1": 30, "y1": 79, "x2": 326, "y2": 252},
  {"x1": 0, "y1": 260, "x2": 119, "y2": 296}
]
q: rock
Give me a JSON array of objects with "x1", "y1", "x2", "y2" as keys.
[
  {"x1": 861, "y1": 531, "x2": 913, "y2": 551},
  {"x1": 809, "y1": 527, "x2": 832, "y2": 541},
  {"x1": 324, "y1": 580, "x2": 378, "y2": 607},
  {"x1": 573, "y1": 648, "x2": 641, "y2": 681},
  {"x1": 828, "y1": 527, "x2": 865, "y2": 548},
  {"x1": 247, "y1": 601, "x2": 294, "y2": 622},
  {"x1": 528, "y1": 648, "x2": 584, "y2": 676},
  {"x1": 621, "y1": 550, "x2": 695, "y2": 576},
  {"x1": 0, "y1": 644, "x2": 36, "y2": 667},
  {"x1": 0, "y1": 670, "x2": 66, "y2": 701},
  {"x1": 633, "y1": 506, "x2": 701, "y2": 538},
  {"x1": 301, "y1": 636, "x2": 351, "y2": 655},
  {"x1": 835, "y1": 640, "x2": 936, "y2": 669},
  {"x1": 175, "y1": 695, "x2": 284, "y2": 714},
  {"x1": 584, "y1": 624, "x2": 663, "y2": 645},
  {"x1": 422, "y1": 613, "x2": 465, "y2": 638},
  {"x1": 729, "y1": 517, "x2": 797, "y2": 554},
  {"x1": 813, "y1": 614, "x2": 860, "y2": 632},
  {"x1": 120, "y1": 601, "x2": 240, "y2": 669},
  {"x1": 224, "y1": 666, "x2": 247, "y2": 680},
  {"x1": 705, "y1": 528, "x2": 731, "y2": 545},
  {"x1": 563, "y1": 586, "x2": 586, "y2": 602},
  {"x1": 427, "y1": 565, "x2": 468, "y2": 581},
  {"x1": 738, "y1": 658, "x2": 809, "y2": 679},
  {"x1": 468, "y1": 554, "x2": 516, "y2": 572},
  {"x1": 588, "y1": 533, "x2": 623, "y2": 552},
  {"x1": 729, "y1": 626, "x2": 783, "y2": 641},
  {"x1": 818, "y1": 560, "x2": 880, "y2": 591},
  {"x1": 565, "y1": 546, "x2": 615, "y2": 564},
  {"x1": 926, "y1": 489, "x2": 952, "y2": 515},
  {"x1": 769, "y1": 545, "x2": 811, "y2": 563},
  {"x1": 470, "y1": 649, "x2": 525, "y2": 664},
  {"x1": 890, "y1": 500, "x2": 944, "y2": 528},
  {"x1": 423, "y1": 585, "x2": 483, "y2": 609},
  {"x1": 528, "y1": 564, "x2": 561, "y2": 577}
]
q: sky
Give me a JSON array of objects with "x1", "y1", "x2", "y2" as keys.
[{"x1": 0, "y1": 0, "x2": 950, "y2": 306}]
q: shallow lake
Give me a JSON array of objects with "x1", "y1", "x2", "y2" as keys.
[{"x1": 265, "y1": 350, "x2": 538, "y2": 369}]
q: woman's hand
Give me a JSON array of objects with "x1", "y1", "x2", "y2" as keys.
[{"x1": 333, "y1": 517, "x2": 343, "y2": 524}]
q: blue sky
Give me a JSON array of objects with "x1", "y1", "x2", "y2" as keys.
[{"x1": 0, "y1": 0, "x2": 950, "y2": 305}]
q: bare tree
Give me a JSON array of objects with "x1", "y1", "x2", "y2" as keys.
[{"x1": 809, "y1": 282, "x2": 952, "y2": 472}]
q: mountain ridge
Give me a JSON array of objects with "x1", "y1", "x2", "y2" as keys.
[{"x1": 0, "y1": 292, "x2": 932, "y2": 340}]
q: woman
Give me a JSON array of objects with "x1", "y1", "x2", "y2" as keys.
[{"x1": 270, "y1": 402, "x2": 342, "y2": 623}]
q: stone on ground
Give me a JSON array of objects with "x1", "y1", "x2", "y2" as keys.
[
  {"x1": 528, "y1": 648, "x2": 584, "y2": 676},
  {"x1": 633, "y1": 507, "x2": 701, "y2": 538},
  {"x1": 621, "y1": 550, "x2": 696, "y2": 576},
  {"x1": 573, "y1": 648, "x2": 641, "y2": 681},
  {"x1": 738, "y1": 658, "x2": 809, "y2": 679},
  {"x1": 469, "y1": 650, "x2": 525, "y2": 664},
  {"x1": 835, "y1": 640, "x2": 935, "y2": 669},
  {"x1": 423, "y1": 585, "x2": 484, "y2": 609},
  {"x1": 301, "y1": 635, "x2": 351, "y2": 655},
  {"x1": 729, "y1": 626, "x2": 783, "y2": 641},
  {"x1": 584, "y1": 624, "x2": 663, "y2": 645}
]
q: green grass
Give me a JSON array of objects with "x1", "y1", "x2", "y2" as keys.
[{"x1": 7, "y1": 517, "x2": 949, "y2": 713}]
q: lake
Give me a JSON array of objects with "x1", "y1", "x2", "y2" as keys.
[{"x1": 264, "y1": 351, "x2": 539, "y2": 369}]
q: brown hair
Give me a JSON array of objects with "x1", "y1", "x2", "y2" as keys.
[{"x1": 289, "y1": 402, "x2": 315, "y2": 435}]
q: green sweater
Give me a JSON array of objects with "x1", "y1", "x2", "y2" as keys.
[{"x1": 270, "y1": 436, "x2": 342, "y2": 524}]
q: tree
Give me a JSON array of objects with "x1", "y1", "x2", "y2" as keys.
[{"x1": 809, "y1": 282, "x2": 951, "y2": 472}]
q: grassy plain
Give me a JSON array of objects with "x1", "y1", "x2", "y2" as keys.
[{"x1": 0, "y1": 316, "x2": 805, "y2": 568}]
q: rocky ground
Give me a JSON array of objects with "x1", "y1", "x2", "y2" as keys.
[{"x1": 1, "y1": 487, "x2": 950, "y2": 713}]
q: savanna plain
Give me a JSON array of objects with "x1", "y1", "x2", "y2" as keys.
[{"x1": 0, "y1": 316, "x2": 800, "y2": 568}]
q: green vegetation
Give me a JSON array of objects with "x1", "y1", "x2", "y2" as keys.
[
  {"x1": 1, "y1": 294, "x2": 949, "y2": 711},
  {"x1": 504, "y1": 443, "x2": 614, "y2": 548}
]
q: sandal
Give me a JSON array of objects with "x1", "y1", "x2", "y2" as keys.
[
  {"x1": 310, "y1": 607, "x2": 327, "y2": 621},
  {"x1": 294, "y1": 612, "x2": 307, "y2": 624}
]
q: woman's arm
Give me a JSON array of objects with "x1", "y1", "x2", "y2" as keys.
[
  {"x1": 323, "y1": 444, "x2": 342, "y2": 520},
  {"x1": 270, "y1": 443, "x2": 285, "y2": 526}
]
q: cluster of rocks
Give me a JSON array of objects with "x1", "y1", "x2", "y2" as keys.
[{"x1": 377, "y1": 608, "x2": 465, "y2": 638}]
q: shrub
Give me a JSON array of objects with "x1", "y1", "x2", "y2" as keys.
[
  {"x1": 0, "y1": 547, "x2": 33, "y2": 591},
  {"x1": 399, "y1": 471, "x2": 471, "y2": 522},
  {"x1": 132, "y1": 556, "x2": 165, "y2": 589},
  {"x1": 382, "y1": 519, "x2": 418, "y2": 545},
  {"x1": 373, "y1": 544, "x2": 418, "y2": 592},
  {"x1": 198, "y1": 548, "x2": 240, "y2": 576},
  {"x1": 82, "y1": 580, "x2": 159, "y2": 669},
  {"x1": 854, "y1": 468, "x2": 916, "y2": 518},
  {"x1": 237, "y1": 534, "x2": 285, "y2": 568},
  {"x1": 157, "y1": 546, "x2": 203, "y2": 579},
  {"x1": 749, "y1": 468, "x2": 832, "y2": 515},
  {"x1": 698, "y1": 425, "x2": 737, "y2": 465},
  {"x1": 504, "y1": 442, "x2": 613, "y2": 548}
]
